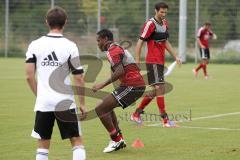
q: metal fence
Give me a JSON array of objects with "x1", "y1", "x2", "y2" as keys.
[{"x1": 1, "y1": 0, "x2": 240, "y2": 63}]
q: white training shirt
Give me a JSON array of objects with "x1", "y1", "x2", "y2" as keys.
[{"x1": 25, "y1": 33, "x2": 83, "y2": 112}]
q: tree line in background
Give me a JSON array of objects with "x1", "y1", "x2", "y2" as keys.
[{"x1": 0, "y1": 0, "x2": 239, "y2": 55}]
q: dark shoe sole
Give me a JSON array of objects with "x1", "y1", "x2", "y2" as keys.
[{"x1": 115, "y1": 141, "x2": 126, "y2": 151}]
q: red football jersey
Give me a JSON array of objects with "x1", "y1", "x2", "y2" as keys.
[
  {"x1": 106, "y1": 43, "x2": 145, "y2": 87},
  {"x1": 197, "y1": 27, "x2": 213, "y2": 48},
  {"x1": 140, "y1": 17, "x2": 169, "y2": 65}
]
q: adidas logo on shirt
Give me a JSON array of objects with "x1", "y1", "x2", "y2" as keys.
[{"x1": 41, "y1": 51, "x2": 62, "y2": 67}]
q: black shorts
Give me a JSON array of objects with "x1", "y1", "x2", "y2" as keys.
[
  {"x1": 199, "y1": 48, "x2": 210, "y2": 59},
  {"x1": 146, "y1": 63, "x2": 164, "y2": 85},
  {"x1": 31, "y1": 109, "x2": 81, "y2": 140},
  {"x1": 112, "y1": 86, "x2": 145, "y2": 109}
]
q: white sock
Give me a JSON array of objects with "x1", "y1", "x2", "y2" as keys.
[
  {"x1": 72, "y1": 145, "x2": 86, "y2": 160},
  {"x1": 36, "y1": 148, "x2": 49, "y2": 160}
]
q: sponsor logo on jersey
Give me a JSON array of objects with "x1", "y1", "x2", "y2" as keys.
[{"x1": 41, "y1": 51, "x2": 62, "y2": 67}]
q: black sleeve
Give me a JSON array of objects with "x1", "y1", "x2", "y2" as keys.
[
  {"x1": 67, "y1": 56, "x2": 84, "y2": 75},
  {"x1": 139, "y1": 36, "x2": 149, "y2": 41},
  {"x1": 25, "y1": 54, "x2": 36, "y2": 63},
  {"x1": 72, "y1": 69, "x2": 84, "y2": 75}
]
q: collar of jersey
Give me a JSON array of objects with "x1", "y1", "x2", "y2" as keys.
[
  {"x1": 153, "y1": 17, "x2": 163, "y2": 25},
  {"x1": 107, "y1": 42, "x2": 119, "y2": 51},
  {"x1": 46, "y1": 33, "x2": 64, "y2": 38}
]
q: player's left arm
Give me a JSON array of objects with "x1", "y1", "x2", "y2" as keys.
[
  {"x1": 25, "y1": 63, "x2": 37, "y2": 96},
  {"x1": 73, "y1": 73, "x2": 87, "y2": 115},
  {"x1": 92, "y1": 63, "x2": 124, "y2": 92},
  {"x1": 69, "y1": 43, "x2": 87, "y2": 114},
  {"x1": 165, "y1": 40, "x2": 181, "y2": 65},
  {"x1": 210, "y1": 31, "x2": 217, "y2": 40}
]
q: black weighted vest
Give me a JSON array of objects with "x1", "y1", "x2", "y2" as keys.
[{"x1": 147, "y1": 18, "x2": 169, "y2": 42}]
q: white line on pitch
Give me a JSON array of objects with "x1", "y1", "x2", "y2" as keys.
[
  {"x1": 0, "y1": 77, "x2": 24, "y2": 79},
  {"x1": 180, "y1": 126, "x2": 240, "y2": 131},
  {"x1": 145, "y1": 111, "x2": 240, "y2": 131},
  {"x1": 145, "y1": 111, "x2": 240, "y2": 125},
  {"x1": 191, "y1": 112, "x2": 240, "y2": 121},
  {"x1": 146, "y1": 124, "x2": 240, "y2": 131}
]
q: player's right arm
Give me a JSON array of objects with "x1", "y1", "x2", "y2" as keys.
[
  {"x1": 25, "y1": 42, "x2": 37, "y2": 96},
  {"x1": 135, "y1": 39, "x2": 144, "y2": 64},
  {"x1": 92, "y1": 63, "x2": 124, "y2": 92},
  {"x1": 197, "y1": 37, "x2": 205, "y2": 49},
  {"x1": 136, "y1": 20, "x2": 155, "y2": 64},
  {"x1": 25, "y1": 63, "x2": 37, "y2": 96},
  {"x1": 92, "y1": 49, "x2": 125, "y2": 92},
  {"x1": 197, "y1": 28, "x2": 205, "y2": 49}
]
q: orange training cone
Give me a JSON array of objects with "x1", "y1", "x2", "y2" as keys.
[{"x1": 131, "y1": 138, "x2": 144, "y2": 148}]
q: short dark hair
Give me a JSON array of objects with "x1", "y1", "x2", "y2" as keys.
[
  {"x1": 155, "y1": 2, "x2": 169, "y2": 11},
  {"x1": 97, "y1": 29, "x2": 113, "y2": 41},
  {"x1": 204, "y1": 21, "x2": 211, "y2": 26},
  {"x1": 46, "y1": 6, "x2": 67, "y2": 29}
]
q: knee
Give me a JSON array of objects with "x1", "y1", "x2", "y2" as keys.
[
  {"x1": 147, "y1": 90, "x2": 156, "y2": 98},
  {"x1": 203, "y1": 60, "x2": 208, "y2": 65},
  {"x1": 70, "y1": 136, "x2": 83, "y2": 146},
  {"x1": 37, "y1": 139, "x2": 50, "y2": 149}
]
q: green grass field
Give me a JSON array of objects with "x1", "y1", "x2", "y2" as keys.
[{"x1": 0, "y1": 58, "x2": 240, "y2": 160}]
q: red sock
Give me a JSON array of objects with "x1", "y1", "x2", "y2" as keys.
[
  {"x1": 109, "y1": 128, "x2": 122, "y2": 142},
  {"x1": 118, "y1": 130, "x2": 123, "y2": 139},
  {"x1": 138, "y1": 96, "x2": 153, "y2": 110},
  {"x1": 113, "y1": 134, "x2": 122, "y2": 142},
  {"x1": 202, "y1": 64, "x2": 207, "y2": 76},
  {"x1": 156, "y1": 96, "x2": 165, "y2": 114},
  {"x1": 196, "y1": 63, "x2": 203, "y2": 72}
]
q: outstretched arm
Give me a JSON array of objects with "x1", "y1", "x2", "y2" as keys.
[{"x1": 92, "y1": 64, "x2": 125, "y2": 92}]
